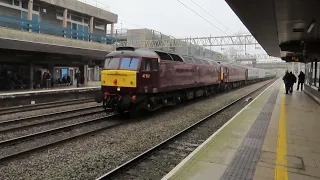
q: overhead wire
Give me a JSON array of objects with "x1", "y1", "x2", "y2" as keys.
[
  {"x1": 189, "y1": 0, "x2": 234, "y2": 34},
  {"x1": 176, "y1": 0, "x2": 229, "y2": 36}
]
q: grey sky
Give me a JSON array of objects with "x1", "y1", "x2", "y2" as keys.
[
  {"x1": 87, "y1": 0, "x2": 276, "y2": 58},
  {"x1": 102, "y1": 0, "x2": 248, "y2": 38}
]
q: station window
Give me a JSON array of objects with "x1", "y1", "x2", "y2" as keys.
[
  {"x1": 21, "y1": 1, "x2": 28, "y2": 9},
  {"x1": 95, "y1": 21, "x2": 105, "y2": 30},
  {"x1": 120, "y1": 58, "x2": 139, "y2": 70},
  {"x1": 141, "y1": 58, "x2": 152, "y2": 71},
  {"x1": 13, "y1": 0, "x2": 20, "y2": 6},
  {"x1": 83, "y1": 18, "x2": 89, "y2": 25},
  {"x1": 71, "y1": 15, "x2": 82, "y2": 23},
  {"x1": 33, "y1": 4, "x2": 40, "y2": 12},
  {"x1": 56, "y1": 11, "x2": 63, "y2": 20}
]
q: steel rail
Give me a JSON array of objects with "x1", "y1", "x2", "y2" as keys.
[
  {"x1": 0, "y1": 114, "x2": 120, "y2": 163},
  {"x1": 0, "y1": 106, "x2": 104, "y2": 133},
  {"x1": 0, "y1": 98, "x2": 95, "y2": 116}
]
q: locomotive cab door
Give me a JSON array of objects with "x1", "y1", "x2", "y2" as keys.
[
  {"x1": 140, "y1": 58, "x2": 159, "y2": 93},
  {"x1": 151, "y1": 58, "x2": 159, "y2": 92}
]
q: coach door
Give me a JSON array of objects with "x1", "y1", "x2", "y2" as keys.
[{"x1": 220, "y1": 66, "x2": 228, "y2": 83}]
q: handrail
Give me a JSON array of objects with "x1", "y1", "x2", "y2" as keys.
[{"x1": 0, "y1": 14, "x2": 116, "y2": 44}]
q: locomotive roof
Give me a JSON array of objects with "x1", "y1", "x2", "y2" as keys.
[
  {"x1": 109, "y1": 47, "x2": 224, "y2": 66},
  {"x1": 107, "y1": 47, "x2": 160, "y2": 58}
]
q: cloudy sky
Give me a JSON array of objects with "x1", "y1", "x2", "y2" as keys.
[
  {"x1": 80, "y1": 0, "x2": 273, "y2": 57},
  {"x1": 100, "y1": 0, "x2": 249, "y2": 37}
]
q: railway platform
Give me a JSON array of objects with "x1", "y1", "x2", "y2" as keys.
[
  {"x1": 0, "y1": 81, "x2": 100, "y2": 108},
  {"x1": 162, "y1": 79, "x2": 320, "y2": 180}
]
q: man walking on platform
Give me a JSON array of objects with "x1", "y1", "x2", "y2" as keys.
[
  {"x1": 288, "y1": 71, "x2": 296, "y2": 94},
  {"x1": 297, "y1": 71, "x2": 305, "y2": 91},
  {"x1": 283, "y1": 71, "x2": 290, "y2": 94}
]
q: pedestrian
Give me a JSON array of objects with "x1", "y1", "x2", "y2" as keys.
[
  {"x1": 283, "y1": 71, "x2": 290, "y2": 94},
  {"x1": 288, "y1": 71, "x2": 296, "y2": 94},
  {"x1": 46, "y1": 72, "x2": 51, "y2": 89},
  {"x1": 297, "y1": 71, "x2": 305, "y2": 91},
  {"x1": 76, "y1": 70, "x2": 81, "y2": 87}
]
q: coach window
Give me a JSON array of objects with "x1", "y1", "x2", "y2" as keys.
[{"x1": 141, "y1": 58, "x2": 152, "y2": 71}]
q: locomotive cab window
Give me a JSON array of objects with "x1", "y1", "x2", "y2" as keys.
[
  {"x1": 141, "y1": 58, "x2": 152, "y2": 71},
  {"x1": 104, "y1": 57, "x2": 121, "y2": 69},
  {"x1": 120, "y1": 58, "x2": 139, "y2": 70}
]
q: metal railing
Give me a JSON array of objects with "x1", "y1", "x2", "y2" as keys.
[
  {"x1": 77, "y1": 0, "x2": 110, "y2": 11},
  {"x1": 0, "y1": 14, "x2": 116, "y2": 44}
]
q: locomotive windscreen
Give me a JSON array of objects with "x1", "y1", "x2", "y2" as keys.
[
  {"x1": 104, "y1": 57, "x2": 140, "y2": 70},
  {"x1": 104, "y1": 57, "x2": 120, "y2": 69},
  {"x1": 120, "y1": 58, "x2": 139, "y2": 70}
]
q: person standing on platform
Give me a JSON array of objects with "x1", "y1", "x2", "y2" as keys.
[
  {"x1": 76, "y1": 70, "x2": 81, "y2": 88},
  {"x1": 46, "y1": 72, "x2": 51, "y2": 89},
  {"x1": 297, "y1": 71, "x2": 305, "y2": 91},
  {"x1": 283, "y1": 71, "x2": 290, "y2": 94},
  {"x1": 288, "y1": 71, "x2": 296, "y2": 94}
]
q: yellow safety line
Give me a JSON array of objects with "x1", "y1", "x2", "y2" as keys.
[{"x1": 274, "y1": 96, "x2": 288, "y2": 180}]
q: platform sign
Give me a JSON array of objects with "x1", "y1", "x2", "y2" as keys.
[
  {"x1": 282, "y1": 56, "x2": 303, "y2": 63},
  {"x1": 291, "y1": 57, "x2": 300, "y2": 62}
]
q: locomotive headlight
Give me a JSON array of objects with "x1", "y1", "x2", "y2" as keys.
[{"x1": 117, "y1": 87, "x2": 121, "y2": 91}]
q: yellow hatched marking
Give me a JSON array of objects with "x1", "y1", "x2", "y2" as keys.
[{"x1": 274, "y1": 96, "x2": 288, "y2": 180}]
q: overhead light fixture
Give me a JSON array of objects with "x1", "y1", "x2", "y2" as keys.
[{"x1": 307, "y1": 20, "x2": 316, "y2": 33}]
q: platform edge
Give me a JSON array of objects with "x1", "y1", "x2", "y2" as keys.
[{"x1": 161, "y1": 79, "x2": 280, "y2": 180}]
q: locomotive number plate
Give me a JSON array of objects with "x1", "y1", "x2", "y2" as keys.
[{"x1": 142, "y1": 74, "x2": 151, "y2": 78}]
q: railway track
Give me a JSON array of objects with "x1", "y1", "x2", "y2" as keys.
[
  {"x1": 0, "y1": 105, "x2": 104, "y2": 134},
  {"x1": 0, "y1": 112, "x2": 123, "y2": 163},
  {"x1": 0, "y1": 98, "x2": 94, "y2": 116},
  {"x1": 96, "y1": 80, "x2": 275, "y2": 180}
]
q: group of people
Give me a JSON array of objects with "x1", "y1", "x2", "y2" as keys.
[{"x1": 283, "y1": 71, "x2": 305, "y2": 94}]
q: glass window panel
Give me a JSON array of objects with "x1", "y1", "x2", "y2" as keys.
[
  {"x1": 120, "y1": 58, "x2": 139, "y2": 70},
  {"x1": 104, "y1": 57, "x2": 120, "y2": 69}
]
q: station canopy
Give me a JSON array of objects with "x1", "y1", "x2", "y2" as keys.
[{"x1": 225, "y1": 0, "x2": 320, "y2": 63}]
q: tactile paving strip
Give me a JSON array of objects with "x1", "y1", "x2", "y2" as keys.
[{"x1": 220, "y1": 88, "x2": 280, "y2": 180}]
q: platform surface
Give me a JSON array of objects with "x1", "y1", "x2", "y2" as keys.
[{"x1": 162, "y1": 79, "x2": 320, "y2": 180}]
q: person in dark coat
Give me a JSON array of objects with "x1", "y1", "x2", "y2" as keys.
[
  {"x1": 75, "y1": 70, "x2": 81, "y2": 87},
  {"x1": 283, "y1": 71, "x2": 290, "y2": 94},
  {"x1": 288, "y1": 71, "x2": 296, "y2": 94},
  {"x1": 297, "y1": 71, "x2": 305, "y2": 91}
]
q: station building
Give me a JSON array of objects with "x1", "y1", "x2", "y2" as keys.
[{"x1": 0, "y1": 0, "x2": 118, "y2": 91}]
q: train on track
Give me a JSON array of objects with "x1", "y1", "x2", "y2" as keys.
[{"x1": 95, "y1": 47, "x2": 276, "y2": 116}]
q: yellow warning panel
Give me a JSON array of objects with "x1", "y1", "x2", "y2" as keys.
[{"x1": 101, "y1": 70, "x2": 137, "y2": 88}]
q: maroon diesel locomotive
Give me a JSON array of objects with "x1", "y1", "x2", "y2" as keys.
[{"x1": 95, "y1": 47, "x2": 268, "y2": 116}]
